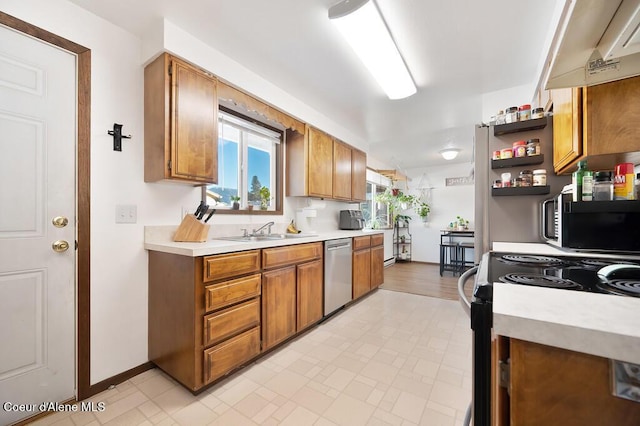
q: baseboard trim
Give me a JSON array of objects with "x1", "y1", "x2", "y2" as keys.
[{"x1": 84, "y1": 361, "x2": 154, "y2": 400}]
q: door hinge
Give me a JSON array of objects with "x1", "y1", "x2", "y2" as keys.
[
  {"x1": 499, "y1": 359, "x2": 510, "y2": 392},
  {"x1": 168, "y1": 63, "x2": 172, "y2": 76},
  {"x1": 167, "y1": 160, "x2": 172, "y2": 171},
  {"x1": 75, "y1": 240, "x2": 78, "y2": 250}
]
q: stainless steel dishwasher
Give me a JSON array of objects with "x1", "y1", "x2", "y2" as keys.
[{"x1": 324, "y1": 238, "x2": 353, "y2": 316}]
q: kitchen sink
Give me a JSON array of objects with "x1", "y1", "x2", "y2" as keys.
[{"x1": 214, "y1": 233, "x2": 314, "y2": 242}]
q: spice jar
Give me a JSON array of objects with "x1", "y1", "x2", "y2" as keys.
[
  {"x1": 593, "y1": 171, "x2": 613, "y2": 201},
  {"x1": 500, "y1": 148, "x2": 513, "y2": 159},
  {"x1": 496, "y1": 110, "x2": 506, "y2": 125},
  {"x1": 493, "y1": 180, "x2": 502, "y2": 188},
  {"x1": 519, "y1": 170, "x2": 533, "y2": 187},
  {"x1": 526, "y1": 138, "x2": 540, "y2": 156},
  {"x1": 501, "y1": 172, "x2": 512, "y2": 187},
  {"x1": 505, "y1": 106, "x2": 518, "y2": 124},
  {"x1": 514, "y1": 177, "x2": 524, "y2": 187},
  {"x1": 532, "y1": 107, "x2": 544, "y2": 119},
  {"x1": 492, "y1": 150, "x2": 501, "y2": 160},
  {"x1": 533, "y1": 169, "x2": 547, "y2": 186},
  {"x1": 512, "y1": 140, "x2": 526, "y2": 158},
  {"x1": 518, "y1": 104, "x2": 531, "y2": 121}
]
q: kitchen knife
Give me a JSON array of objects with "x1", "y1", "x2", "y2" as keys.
[
  {"x1": 194, "y1": 201, "x2": 205, "y2": 217},
  {"x1": 197, "y1": 204, "x2": 209, "y2": 220},
  {"x1": 204, "y1": 209, "x2": 216, "y2": 223}
]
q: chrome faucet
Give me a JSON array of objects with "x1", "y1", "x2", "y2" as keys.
[{"x1": 252, "y1": 221, "x2": 275, "y2": 235}]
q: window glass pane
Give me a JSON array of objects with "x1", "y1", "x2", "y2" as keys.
[
  {"x1": 206, "y1": 122, "x2": 240, "y2": 207},
  {"x1": 361, "y1": 183, "x2": 373, "y2": 226},
  {"x1": 247, "y1": 132, "x2": 274, "y2": 209},
  {"x1": 376, "y1": 185, "x2": 390, "y2": 228}
]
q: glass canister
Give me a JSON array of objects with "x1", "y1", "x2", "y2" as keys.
[
  {"x1": 505, "y1": 106, "x2": 518, "y2": 123},
  {"x1": 532, "y1": 107, "x2": 544, "y2": 119},
  {"x1": 526, "y1": 138, "x2": 540, "y2": 156},
  {"x1": 519, "y1": 170, "x2": 533, "y2": 186},
  {"x1": 532, "y1": 169, "x2": 547, "y2": 186},
  {"x1": 512, "y1": 140, "x2": 526, "y2": 158},
  {"x1": 593, "y1": 171, "x2": 613, "y2": 201},
  {"x1": 518, "y1": 104, "x2": 531, "y2": 121}
]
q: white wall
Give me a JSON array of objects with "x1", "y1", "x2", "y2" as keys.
[
  {"x1": 481, "y1": 83, "x2": 536, "y2": 125},
  {"x1": 0, "y1": 0, "x2": 382, "y2": 385},
  {"x1": 399, "y1": 163, "x2": 475, "y2": 263}
]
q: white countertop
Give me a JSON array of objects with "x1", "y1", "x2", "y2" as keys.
[
  {"x1": 490, "y1": 242, "x2": 640, "y2": 364},
  {"x1": 144, "y1": 226, "x2": 383, "y2": 257}
]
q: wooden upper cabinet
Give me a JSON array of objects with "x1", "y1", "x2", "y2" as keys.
[
  {"x1": 286, "y1": 125, "x2": 367, "y2": 202},
  {"x1": 553, "y1": 75, "x2": 640, "y2": 174},
  {"x1": 144, "y1": 53, "x2": 218, "y2": 184},
  {"x1": 351, "y1": 149, "x2": 367, "y2": 202},
  {"x1": 552, "y1": 87, "x2": 583, "y2": 173},
  {"x1": 308, "y1": 127, "x2": 334, "y2": 198},
  {"x1": 333, "y1": 140, "x2": 352, "y2": 200}
]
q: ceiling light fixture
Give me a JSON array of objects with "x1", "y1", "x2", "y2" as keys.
[
  {"x1": 328, "y1": 0, "x2": 417, "y2": 100},
  {"x1": 439, "y1": 148, "x2": 461, "y2": 160}
]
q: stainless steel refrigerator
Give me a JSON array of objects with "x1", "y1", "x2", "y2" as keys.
[{"x1": 473, "y1": 115, "x2": 571, "y2": 262}]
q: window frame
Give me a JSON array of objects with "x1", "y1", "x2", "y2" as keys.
[
  {"x1": 361, "y1": 180, "x2": 391, "y2": 229},
  {"x1": 202, "y1": 107, "x2": 284, "y2": 215}
]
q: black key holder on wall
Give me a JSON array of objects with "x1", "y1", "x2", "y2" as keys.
[{"x1": 108, "y1": 123, "x2": 132, "y2": 151}]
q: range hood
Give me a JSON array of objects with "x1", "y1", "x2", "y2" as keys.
[{"x1": 545, "y1": 0, "x2": 640, "y2": 89}]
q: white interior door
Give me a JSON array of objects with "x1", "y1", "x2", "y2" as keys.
[{"x1": 0, "y1": 24, "x2": 76, "y2": 425}]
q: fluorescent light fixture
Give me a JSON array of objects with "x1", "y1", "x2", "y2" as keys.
[
  {"x1": 329, "y1": 0, "x2": 417, "y2": 100},
  {"x1": 439, "y1": 148, "x2": 461, "y2": 160}
]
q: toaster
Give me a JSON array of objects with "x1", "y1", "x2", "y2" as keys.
[{"x1": 339, "y1": 210, "x2": 365, "y2": 230}]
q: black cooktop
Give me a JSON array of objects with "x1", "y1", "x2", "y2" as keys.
[{"x1": 486, "y1": 253, "x2": 640, "y2": 298}]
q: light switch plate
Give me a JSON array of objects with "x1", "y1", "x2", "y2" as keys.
[{"x1": 116, "y1": 205, "x2": 137, "y2": 224}]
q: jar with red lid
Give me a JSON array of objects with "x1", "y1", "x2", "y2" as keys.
[
  {"x1": 500, "y1": 148, "x2": 513, "y2": 159},
  {"x1": 518, "y1": 104, "x2": 531, "y2": 121},
  {"x1": 512, "y1": 140, "x2": 526, "y2": 158}
]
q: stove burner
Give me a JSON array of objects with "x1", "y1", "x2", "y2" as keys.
[
  {"x1": 579, "y1": 259, "x2": 639, "y2": 269},
  {"x1": 600, "y1": 280, "x2": 640, "y2": 297},
  {"x1": 499, "y1": 273, "x2": 583, "y2": 290},
  {"x1": 500, "y1": 254, "x2": 565, "y2": 266}
]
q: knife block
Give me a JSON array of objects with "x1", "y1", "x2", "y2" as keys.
[{"x1": 173, "y1": 214, "x2": 210, "y2": 242}]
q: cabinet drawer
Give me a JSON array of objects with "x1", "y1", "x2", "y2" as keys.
[
  {"x1": 370, "y1": 233, "x2": 384, "y2": 247},
  {"x1": 203, "y1": 298, "x2": 260, "y2": 347},
  {"x1": 203, "y1": 326, "x2": 260, "y2": 384},
  {"x1": 353, "y1": 235, "x2": 371, "y2": 250},
  {"x1": 262, "y1": 242, "x2": 322, "y2": 269},
  {"x1": 204, "y1": 250, "x2": 260, "y2": 282},
  {"x1": 205, "y1": 273, "x2": 261, "y2": 312}
]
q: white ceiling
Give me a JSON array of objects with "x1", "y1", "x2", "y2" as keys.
[{"x1": 69, "y1": 0, "x2": 559, "y2": 170}]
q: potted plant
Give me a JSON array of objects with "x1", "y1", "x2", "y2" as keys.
[
  {"x1": 375, "y1": 188, "x2": 418, "y2": 223},
  {"x1": 259, "y1": 186, "x2": 271, "y2": 210},
  {"x1": 415, "y1": 201, "x2": 430, "y2": 222},
  {"x1": 230, "y1": 195, "x2": 241, "y2": 210}
]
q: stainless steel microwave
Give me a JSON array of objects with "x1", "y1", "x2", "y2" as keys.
[{"x1": 542, "y1": 190, "x2": 640, "y2": 253}]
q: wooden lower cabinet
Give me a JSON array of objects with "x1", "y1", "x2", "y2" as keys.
[
  {"x1": 353, "y1": 234, "x2": 385, "y2": 299},
  {"x1": 262, "y1": 243, "x2": 324, "y2": 349},
  {"x1": 370, "y1": 244, "x2": 384, "y2": 288},
  {"x1": 262, "y1": 266, "x2": 297, "y2": 350},
  {"x1": 353, "y1": 248, "x2": 371, "y2": 299},
  {"x1": 495, "y1": 337, "x2": 640, "y2": 425},
  {"x1": 148, "y1": 242, "x2": 324, "y2": 392},
  {"x1": 148, "y1": 250, "x2": 262, "y2": 392},
  {"x1": 296, "y1": 259, "x2": 323, "y2": 332},
  {"x1": 204, "y1": 327, "x2": 260, "y2": 384}
]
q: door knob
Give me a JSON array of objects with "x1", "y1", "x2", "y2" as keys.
[
  {"x1": 52, "y1": 216, "x2": 69, "y2": 228},
  {"x1": 52, "y1": 240, "x2": 69, "y2": 252}
]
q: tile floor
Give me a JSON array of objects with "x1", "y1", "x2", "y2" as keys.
[{"x1": 31, "y1": 290, "x2": 472, "y2": 426}]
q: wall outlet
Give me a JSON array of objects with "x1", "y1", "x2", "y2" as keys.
[{"x1": 115, "y1": 205, "x2": 137, "y2": 224}]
